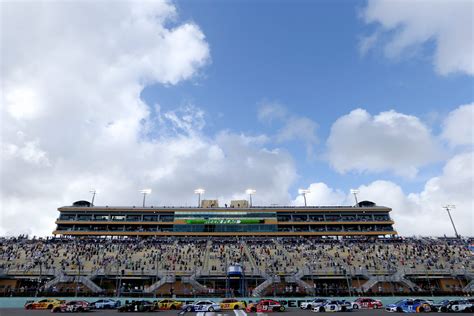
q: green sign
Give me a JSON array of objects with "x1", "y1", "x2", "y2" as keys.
[{"x1": 186, "y1": 219, "x2": 263, "y2": 225}]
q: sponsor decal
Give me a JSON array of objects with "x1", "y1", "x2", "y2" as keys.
[{"x1": 186, "y1": 219, "x2": 264, "y2": 225}]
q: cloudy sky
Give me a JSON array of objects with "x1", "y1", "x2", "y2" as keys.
[{"x1": 1, "y1": 0, "x2": 473, "y2": 237}]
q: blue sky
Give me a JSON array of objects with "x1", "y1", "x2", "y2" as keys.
[
  {"x1": 2, "y1": 0, "x2": 472, "y2": 236},
  {"x1": 141, "y1": 0, "x2": 473, "y2": 195}
]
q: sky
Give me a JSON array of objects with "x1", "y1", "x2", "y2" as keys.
[{"x1": 1, "y1": 0, "x2": 473, "y2": 237}]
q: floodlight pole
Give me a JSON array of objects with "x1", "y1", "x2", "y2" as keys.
[
  {"x1": 194, "y1": 189, "x2": 205, "y2": 208},
  {"x1": 246, "y1": 189, "x2": 256, "y2": 207},
  {"x1": 140, "y1": 189, "x2": 151, "y2": 207},
  {"x1": 443, "y1": 205, "x2": 459, "y2": 238},
  {"x1": 350, "y1": 189, "x2": 359, "y2": 206},
  {"x1": 90, "y1": 189, "x2": 96, "y2": 206},
  {"x1": 298, "y1": 189, "x2": 310, "y2": 207}
]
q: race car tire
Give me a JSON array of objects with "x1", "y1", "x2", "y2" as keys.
[
  {"x1": 250, "y1": 307, "x2": 257, "y2": 312},
  {"x1": 353, "y1": 304, "x2": 359, "y2": 309},
  {"x1": 418, "y1": 306, "x2": 424, "y2": 313},
  {"x1": 319, "y1": 307, "x2": 326, "y2": 312},
  {"x1": 47, "y1": 304, "x2": 54, "y2": 310},
  {"x1": 279, "y1": 306, "x2": 285, "y2": 312},
  {"x1": 52, "y1": 307, "x2": 60, "y2": 313},
  {"x1": 374, "y1": 305, "x2": 379, "y2": 309},
  {"x1": 396, "y1": 307, "x2": 403, "y2": 313},
  {"x1": 77, "y1": 307, "x2": 84, "y2": 313},
  {"x1": 234, "y1": 305, "x2": 240, "y2": 310},
  {"x1": 25, "y1": 305, "x2": 33, "y2": 310},
  {"x1": 208, "y1": 307, "x2": 215, "y2": 312},
  {"x1": 306, "y1": 305, "x2": 312, "y2": 310},
  {"x1": 186, "y1": 306, "x2": 192, "y2": 312},
  {"x1": 170, "y1": 305, "x2": 176, "y2": 310},
  {"x1": 440, "y1": 307, "x2": 447, "y2": 313}
]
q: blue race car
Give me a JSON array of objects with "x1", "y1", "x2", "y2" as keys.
[
  {"x1": 182, "y1": 300, "x2": 221, "y2": 312},
  {"x1": 386, "y1": 299, "x2": 432, "y2": 313}
]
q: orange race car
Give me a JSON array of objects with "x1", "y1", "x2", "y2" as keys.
[{"x1": 24, "y1": 298, "x2": 65, "y2": 310}]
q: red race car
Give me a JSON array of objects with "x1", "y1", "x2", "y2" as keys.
[
  {"x1": 354, "y1": 297, "x2": 383, "y2": 309},
  {"x1": 51, "y1": 300, "x2": 91, "y2": 313},
  {"x1": 246, "y1": 299, "x2": 285, "y2": 313}
]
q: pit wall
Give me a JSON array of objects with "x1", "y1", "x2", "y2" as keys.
[{"x1": 0, "y1": 296, "x2": 471, "y2": 309}]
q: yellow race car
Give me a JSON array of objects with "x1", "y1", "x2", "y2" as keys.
[
  {"x1": 220, "y1": 298, "x2": 246, "y2": 310},
  {"x1": 24, "y1": 298, "x2": 65, "y2": 310},
  {"x1": 154, "y1": 299, "x2": 183, "y2": 310}
]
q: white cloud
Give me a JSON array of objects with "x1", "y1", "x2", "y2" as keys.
[
  {"x1": 258, "y1": 102, "x2": 318, "y2": 157},
  {"x1": 326, "y1": 108, "x2": 441, "y2": 177},
  {"x1": 292, "y1": 152, "x2": 473, "y2": 236},
  {"x1": 0, "y1": 1, "x2": 297, "y2": 236},
  {"x1": 361, "y1": 0, "x2": 474, "y2": 76},
  {"x1": 442, "y1": 103, "x2": 474, "y2": 146},
  {"x1": 292, "y1": 183, "x2": 345, "y2": 206}
]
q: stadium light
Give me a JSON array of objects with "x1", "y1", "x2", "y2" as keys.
[
  {"x1": 89, "y1": 189, "x2": 97, "y2": 206},
  {"x1": 194, "y1": 188, "x2": 205, "y2": 207},
  {"x1": 246, "y1": 189, "x2": 256, "y2": 207},
  {"x1": 443, "y1": 204, "x2": 459, "y2": 238},
  {"x1": 298, "y1": 189, "x2": 311, "y2": 207},
  {"x1": 350, "y1": 189, "x2": 360, "y2": 206},
  {"x1": 139, "y1": 189, "x2": 152, "y2": 207}
]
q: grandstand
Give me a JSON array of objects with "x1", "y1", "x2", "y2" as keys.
[
  {"x1": 0, "y1": 200, "x2": 472, "y2": 298},
  {"x1": 1, "y1": 236, "x2": 472, "y2": 297},
  {"x1": 53, "y1": 199, "x2": 396, "y2": 237}
]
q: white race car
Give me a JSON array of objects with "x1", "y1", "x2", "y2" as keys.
[
  {"x1": 311, "y1": 300, "x2": 348, "y2": 312},
  {"x1": 301, "y1": 299, "x2": 329, "y2": 310},
  {"x1": 182, "y1": 300, "x2": 221, "y2": 313}
]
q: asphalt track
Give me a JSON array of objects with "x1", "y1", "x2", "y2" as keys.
[{"x1": 0, "y1": 309, "x2": 465, "y2": 316}]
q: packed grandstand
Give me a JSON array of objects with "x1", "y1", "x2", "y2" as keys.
[{"x1": 1, "y1": 235, "x2": 472, "y2": 297}]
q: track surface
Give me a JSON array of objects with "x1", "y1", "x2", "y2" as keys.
[{"x1": 0, "y1": 309, "x2": 465, "y2": 316}]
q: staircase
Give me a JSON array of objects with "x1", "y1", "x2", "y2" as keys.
[
  {"x1": 182, "y1": 272, "x2": 208, "y2": 294},
  {"x1": 145, "y1": 274, "x2": 176, "y2": 293},
  {"x1": 201, "y1": 239, "x2": 213, "y2": 274},
  {"x1": 44, "y1": 270, "x2": 103, "y2": 293},
  {"x1": 360, "y1": 270, "x2": 417, "y2": 292},
  {"x1": 252, "y1": 274, "x2": 281, "y2": 297},
  {"x1": 78, "y1": 275, "x2": 103, "y2": 293},
  {"x1": 241, "y1": 240, "x2": 259, "y2": 275},
  {"x1": 285, "y1": 269, "x2": 314, "y2": 295}
]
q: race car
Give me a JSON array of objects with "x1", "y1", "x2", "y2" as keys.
[
  {"x1": 89, "y1": 298, "x2": 121, "y2": 309},
  {"x1": 220, "y1": 298, "x2": 246, "y2": 310},
  {"x1": 246, "y1": 299, "x2": 285, "y2": 313},
  {"x1": 154, "y1": 299, "x2": 183, "y2": 310},
  {"x1": 311, "y1": 300, "x2": 348, "y2": 312},
  {"x1": 118, "y1": 300, "x2": 155, "y2": 312},
  {"x1": 182, "y1": 300, "x2": 221, "y2": 312},
  {"x1": 339, "y1": 300, "x2": 358, "y2": 310},
  {"x1": 301, "y1": 299, "x2": 329, "y2": 310},
  {"x1": 24, "y1": 298, "x2": 65, "y2": 310},
  {"x1": 385, "y1": 298, "x2": 433, "y2": 313},
  {"x1": 354, "y1": 297, "x2": 383, "y2": 309},
  {"x1": 433, "y1": 300, "x2": 472, "y2": 313},
  {"x1": 51, "y1": 300, "x2": 91, "y2": 313}
]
